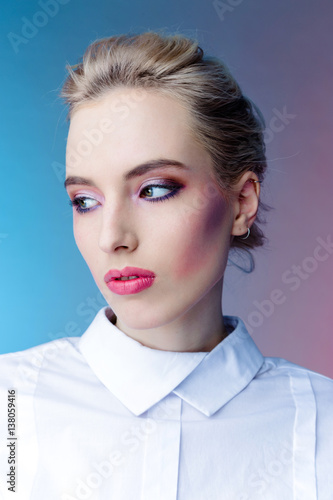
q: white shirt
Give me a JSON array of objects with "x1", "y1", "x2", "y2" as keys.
[{"x1": 0, "y1": 306, "x2": 332, "y2": 500}]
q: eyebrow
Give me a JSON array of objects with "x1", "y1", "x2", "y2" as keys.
[{"x1": 64, "y1": 159, "x2": 189, "y2": 189}]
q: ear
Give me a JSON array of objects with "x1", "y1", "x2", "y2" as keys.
[{"x1": 230, "y1": 172, "x2": 260, "y2": 237}]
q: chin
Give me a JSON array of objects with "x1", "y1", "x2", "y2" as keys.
[{"x1": 112, "y1": 300, "x2": 181, "y2": 331}]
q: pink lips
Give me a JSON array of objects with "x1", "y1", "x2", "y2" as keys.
[{"x1": 104, "y1": 267, "x2": 155, "y2": 295}]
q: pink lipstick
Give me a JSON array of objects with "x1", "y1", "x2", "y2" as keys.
[{"x1": 104, "y1": 267, "x2": 155, "y2": 295}]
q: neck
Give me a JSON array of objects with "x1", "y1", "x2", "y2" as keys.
[{"x1": 114, "y1": 280, "x2": 228, "y2": 352}]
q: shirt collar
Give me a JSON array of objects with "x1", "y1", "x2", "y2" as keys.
[{"x1": 78, "y1": 307, "x2": 264, "y2": 417}]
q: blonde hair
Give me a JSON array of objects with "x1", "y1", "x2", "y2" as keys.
[{"x1": 62, "y1": 30, "x2": 271, "y2": 270}]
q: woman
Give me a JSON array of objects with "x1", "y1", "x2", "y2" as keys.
[{"x1": 0, "y1": 31, "x2": 332, "y2": 499}]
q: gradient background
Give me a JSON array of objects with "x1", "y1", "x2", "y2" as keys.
[{"x1": 1, "y1": 0, "x2": 332, "y2": 377}]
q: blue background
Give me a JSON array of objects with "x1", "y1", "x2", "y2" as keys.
[{"x1": 1, "y1": 0, "x2": 332, "y2": 377}]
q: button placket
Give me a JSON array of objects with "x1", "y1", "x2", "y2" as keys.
[{"x1": 140, "y1": 394, "x2": 182, "y2": 500}]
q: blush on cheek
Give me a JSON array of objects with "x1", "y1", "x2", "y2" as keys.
[{"x1": 172, "y1": 197, "x2": 230, "y2": 279}]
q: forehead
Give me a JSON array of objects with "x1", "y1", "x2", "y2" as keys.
[
  {"x1": 68, "y1": 88, "x2": 191, "y2": 136},
  {"x1": 66, "y1": 88, "x2": 213, "y2": 179}
]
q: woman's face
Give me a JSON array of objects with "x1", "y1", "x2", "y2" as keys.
[{"x1": 65, "y1": 88, "x2": 236, "y2": 331}]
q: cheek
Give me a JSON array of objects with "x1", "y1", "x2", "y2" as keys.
[
  {"x1": 73, "y1": 219, "x2": 95, "y2": 262},
  {"x1": 171, "y1": 197, "x2": 231, "y2": 280},
  {"x1": 73, "y1": 222, "x2": 102, "y2": 284},
  {"x1": 73, "y1": 220, "x2": 85, "y2": 252}
]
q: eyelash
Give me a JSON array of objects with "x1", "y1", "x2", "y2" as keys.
[
  {"x1": 69, "y1": 182, "x2": 183, "y2": 214},
  {"x1": 139, "y1": 182, "x2": 183, "y2": 203}
]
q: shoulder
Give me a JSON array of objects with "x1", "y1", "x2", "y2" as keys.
[
  {"x1": 257, "y1": 356, "x2": 333, "y2": 422},
  {"x1": 0, "y1": 336, "x2": 81, "y2": 362},
  {"x1": 259, "y1": 356, "x2": 333, "y2": 389},
  {"x1": 0, "y1": 337, "x2": 81, "y2": 391}
]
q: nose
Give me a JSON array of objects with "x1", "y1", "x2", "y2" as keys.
[{"x1": 98, "y1": 201, "x2": 139, "y2": 254}]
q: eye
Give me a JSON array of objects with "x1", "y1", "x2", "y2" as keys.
[
  {"x1": 139, "y1": 182, "x2": 183, "y2": 203},
  {"x1": 69, "y1": 196, "x2": 99, "y2": 214}
]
